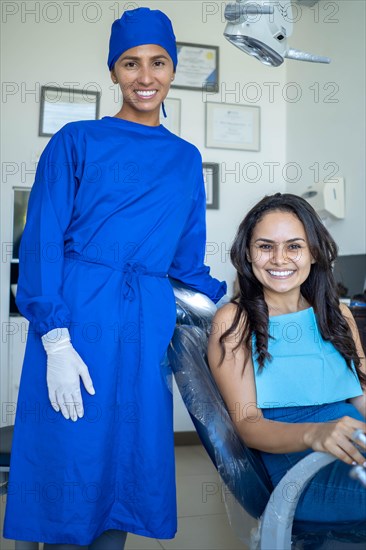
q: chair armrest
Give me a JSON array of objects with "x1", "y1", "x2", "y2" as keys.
[{"x1": 259, "y1": 452, "x2": 336, "y2": 550}]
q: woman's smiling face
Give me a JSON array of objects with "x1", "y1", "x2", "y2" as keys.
[
  {"x1": 248, "y1": 210, "x2": 315, "y2": 297},
  {"x1": 111, "y1": 44, "x2": 174, "y2": 124}
]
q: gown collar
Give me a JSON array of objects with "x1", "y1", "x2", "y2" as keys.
[{"x1": 101, "y1": 116, "x2": 170, "y2": 135}]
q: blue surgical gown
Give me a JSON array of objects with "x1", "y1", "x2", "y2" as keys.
[{"x1": 4, "y1": 117, "x2": 226, "y2": 544}]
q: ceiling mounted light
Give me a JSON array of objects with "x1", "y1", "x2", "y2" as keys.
[{"x1": 224, "y1": 0, "x2": 331, "y2": 66}]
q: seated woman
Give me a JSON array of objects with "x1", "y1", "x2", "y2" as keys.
[{"x1": 208, "y1": 193, "x2": 366, "y2": 523}]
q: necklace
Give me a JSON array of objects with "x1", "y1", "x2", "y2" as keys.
[{"x1": 267, "y1": 295, "x2": 306, "y2": 315}]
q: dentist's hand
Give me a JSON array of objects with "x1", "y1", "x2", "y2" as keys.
[{"x1": 41, "y1": 328, "x2": 95, "y2": 421}]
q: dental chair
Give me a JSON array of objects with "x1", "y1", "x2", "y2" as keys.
[{"x1": 168, "y1": 281, "x2": 366, "y2": 549}]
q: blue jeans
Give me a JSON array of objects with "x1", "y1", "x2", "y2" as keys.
[{"x1": 260, "y1": 401, "x2": 366, "y2": 523}]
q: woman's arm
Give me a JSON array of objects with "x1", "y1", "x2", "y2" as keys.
[
  {"x1": 340, "y1": 302, "x2": 366, "y2": 418},
  {"x1": 16, "y1": 125, "x2": 79, "y2": 335},
  {"x1": 168, "y1": 150, "x2": 226, "y2": 303},
  {"x1": 208, "y1": 304, "x2": 366, "y2": 465}
]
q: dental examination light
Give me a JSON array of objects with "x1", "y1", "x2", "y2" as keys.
[{"x1": 224, "y1": 0, "x2": 331, "y2": 67}]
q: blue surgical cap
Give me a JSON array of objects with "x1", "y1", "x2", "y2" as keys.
[{"x1": 107, "y1": 7, "x2": 178, "y2": 72}]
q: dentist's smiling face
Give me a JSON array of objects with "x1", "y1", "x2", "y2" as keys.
[
  {"x1": 111, "y1": 44, "x2": 174, "y2": 125},
  {"x1": 247, "y1": 210, "x2": 315, "y2": 298}
]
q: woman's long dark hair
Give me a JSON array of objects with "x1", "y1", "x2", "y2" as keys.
[{"x1": 219, "y1": 193, "x2": 365, "y2": 387}]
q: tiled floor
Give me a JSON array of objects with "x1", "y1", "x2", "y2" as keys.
[{"x1": 1, "y1": 445, "x2": 256, "y2": 550}]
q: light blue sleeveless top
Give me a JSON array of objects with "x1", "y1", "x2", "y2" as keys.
[{"x1": 252, "y1": 307, "x2": 362, "y2": 408}]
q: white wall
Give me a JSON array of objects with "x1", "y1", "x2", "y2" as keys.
[
  {"x1": 1, "y1": 0, "x2": 364, "y2": 427},
  {"x1": 286, "y1": 0, "x2": 366, "y2": 253}
]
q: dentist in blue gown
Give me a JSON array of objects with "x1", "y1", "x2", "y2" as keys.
[{"x1": 4, "y1": 8, "x2": 226, "y2": 549}]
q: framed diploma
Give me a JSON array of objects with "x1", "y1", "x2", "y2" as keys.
[
  {"x1": 163, "y1": 98, "x2": 181, "y2": 135},
  {"x1": 205, "y1": 102, "x2": 260, "y2": 151},
  {"x1": 172, "y1": 43, "x2": 219, "y2": 92},
  {"x1": 203, "y1": 162, "x2": 219, "y2": 209},
  {"x1": 39, "y1": 86, "x2": 100, "y2": 137}
]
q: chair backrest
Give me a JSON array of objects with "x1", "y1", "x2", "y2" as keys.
[{"x1": 169, "y1": 323, "x2": 273, "y2": 519}]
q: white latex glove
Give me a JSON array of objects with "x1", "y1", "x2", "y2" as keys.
[{"x1": 41, "y1": 328, "x2": 95, "y2": 421}]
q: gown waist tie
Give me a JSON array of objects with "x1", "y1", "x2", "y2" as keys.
[
  {"x1": 66, "y1": 253, "x2": 167, "y2": 282},
  {"x1": 66, "y1": 253, "x2": 169, "y2": 377}
]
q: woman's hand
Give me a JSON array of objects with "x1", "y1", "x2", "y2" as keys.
[
  {"x1": 303, "y1": 416, "x2": 366, "y2": 466},
  {"x1": 42, "y1": 328, "x2": 95, "y2": 421}
]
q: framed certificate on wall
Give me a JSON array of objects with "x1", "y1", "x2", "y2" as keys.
[
  {"x1": 172, "y1": 43, "x2": 219, "y2": 92},
  {"x1": 39, "y1": 86, "x2": 100, "y2": 137},
  {"x1": 205, "y1": 102, "x2": 260, "y2": 151},
  {"x1": 203, "y1": 162, "x2": 219, "y2": 209}
]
